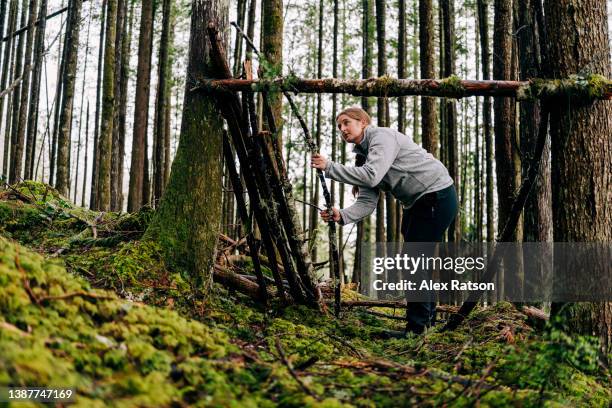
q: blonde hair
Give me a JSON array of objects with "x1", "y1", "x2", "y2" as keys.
[{"x1": 335, "y1": 106, "x2": 371, "y2": 127}]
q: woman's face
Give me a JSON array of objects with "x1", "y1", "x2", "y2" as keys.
[{"x1": 337, "y1": 114, "x2": 366, "y2": 144}]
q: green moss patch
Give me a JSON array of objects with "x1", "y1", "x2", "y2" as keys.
[{"x1": 0, "y1": 183, "x2": 610, "y2": 407}]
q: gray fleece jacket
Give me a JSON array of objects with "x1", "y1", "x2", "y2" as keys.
[{"x1": 324, "y1": 125, "x2": 453, "y2": 225}]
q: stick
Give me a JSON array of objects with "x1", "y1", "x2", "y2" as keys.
[
  {"x1": 230, "y1": 21, "x2": 340, "y2": 315},
  {"x1": 443, "y1": 105, "x2": 551, "y2": 331},
  {"x1": 195, "y1": 76, "x2": 612, "y2": 101},
  {"x1": 275, "y1": 337, "x2": 319, "y2": 398}
]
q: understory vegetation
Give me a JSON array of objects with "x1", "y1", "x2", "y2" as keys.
[{"x1": 0, "y1": 182, "x2": 610, "y2": 407}]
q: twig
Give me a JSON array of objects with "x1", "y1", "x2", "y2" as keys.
[
  {"x1": 37, "y1": 291, "x2": 114, "y2": 302},
  {"x1": 15, "y1": 250, "x2": 40, "y2": 305},
  {"x1": 275, "y1": 336, "x2": 319, "y2": 399}
]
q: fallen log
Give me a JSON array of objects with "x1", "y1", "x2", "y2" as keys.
[
  {"x1": 194, "y1": 75, "x2": 612, "y2": 101},
  {"x1": 213, "y1": 264, "x2": 276, "y2": 300}
]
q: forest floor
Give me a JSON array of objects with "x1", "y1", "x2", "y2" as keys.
[{"x1": 0, "y1": 181, "x2": 610, "y2": 407}]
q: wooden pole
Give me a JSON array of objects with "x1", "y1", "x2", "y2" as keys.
[{"x1": 195, "y1": 76, "x2": 612, "y2": 100}]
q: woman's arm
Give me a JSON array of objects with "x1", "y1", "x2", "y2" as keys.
[
  {"x1": 337, "y1": 186, "x2": 379, "y2": 225},
  {"x1": 324, "y1": 130, "x2": 399, "y2": 188}
]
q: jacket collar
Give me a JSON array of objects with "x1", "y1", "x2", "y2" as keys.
[{"x1": 353, "y1": 124, "x2": 375, "y2": 154}]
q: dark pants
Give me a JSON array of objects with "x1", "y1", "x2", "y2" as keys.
[{"x1": 401, "y1": 184, "x2": 458, "y2": 333}]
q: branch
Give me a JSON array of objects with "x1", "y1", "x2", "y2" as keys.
[
  {"x1": 443, "y1": 104, "x2": 552, "y2": 331},
  {"x1": 194, "y1": 75, "x2": 612, "y2": 100}
]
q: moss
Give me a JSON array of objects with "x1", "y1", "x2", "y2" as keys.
[
  {"x1": 522, "y1": 75, "x2": 611, "y2": 103},
  {"x1": 1, "y1": 190, "x2": 610, "y2": 406},
  {"x1": 584, "y1": 74, "x2": 610, "y2": 99},
  {"x1": 439, "y1": 75, "x2": 465, "y2": 98}
]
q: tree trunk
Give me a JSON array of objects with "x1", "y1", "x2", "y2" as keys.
[
  {"x1": 11, "y1": 0, "x2": 36, "y2": 184},
  {"x1": 441, "y1": 0, "x2": 458, "y2": 242},
  {"x1": 518, "y1": 0, "x2": 551, "y2": 244},
  {"x1": 354, "y1": 0, "x2": 374, "y2": 292},
  {"x1": 73, "y1": 0, "x2": 92, "y2": 203},
  {"x1": 24, "y1": 0, "x2": 45, "y2": 180},
  {"x1": 81, "y1": 101, "x2": 89, "y2": 206},
  {"x1": 419, "y1": 0, "x2": 438, "y2": 157},
  {"x1": 477, "y1": 0, "x2": 494, "y2": 244},
  {"x1": 95, "y1": 0, "x2": 117, "y2": 211},
  {"x1": 144, "y1": 0, "x2": 228, "y2": 290},
  {"x1": 332, "y1": 0, "x2": 339, "y2": 278},
  {"x1": 493, "y1": 0, "x2": 519, "y2": 239},
  {"x1": 545, "y1": 0, "x2": 612, "y2": 363},
  {"x1": 7, "y1": 0, "x2": 26, "y2": 183},
  {"x1": 309, "y1": 0, "x2": 323, "y2": 263},
  {"x1": 1, "y1": 0, "x2": 17, "y2": 175},
  {"x1": 261, "y1": 0, "x2": 283, "y2": 150},
  {"x1": 55, "y1": 0, "x2": 82, "y2": 195},
  {"x1": 153, "y1": 0, "x2": 171, "y2": 205},
  {"x1": 110, "y1": 0, "x2": 126, "y2": 211},
  {"x1": 90, "y1": 0, "x2": 106, "y2": 209},
  {"x1": 231, "y1": 0, "x2": 246, "y2": 76},
  {"x1": 397, "y1": 0, "x2": 405, "y2": 135},
  {"x1": 127, "y1": 0, "x2": 154, "y2": 212}
]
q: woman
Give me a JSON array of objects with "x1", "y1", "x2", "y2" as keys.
[{"x1": 311, "y1": 106, "x2": 458, "y2": 335}]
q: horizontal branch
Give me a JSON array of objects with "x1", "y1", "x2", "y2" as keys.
[{"x1": 194, "y1": 75, "x2": 612, "y2": 101}]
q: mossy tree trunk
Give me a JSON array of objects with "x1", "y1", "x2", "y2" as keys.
[
  {"x1": 545, "y1": 0, "x2": 612, "y2": 363},
  {"x1": 261, "y1": 0, "x2": 283, "y2": 149},
  {"x1": 144, "y1": 0, "x2": 228, "y2": 290}
]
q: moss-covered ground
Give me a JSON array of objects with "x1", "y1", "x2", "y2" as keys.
[{"x1": 0, "y1": 182, "x2": 610, "y2": 407}]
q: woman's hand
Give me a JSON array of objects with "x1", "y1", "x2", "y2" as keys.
[
  {"x1": 319, "y1": 207, "x2": 341, "y2": 223},
  {"x1": 311, "y1": 153, "x2": 328, "y2": 170}
]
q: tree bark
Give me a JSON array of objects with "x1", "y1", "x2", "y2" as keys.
[
  {"x1": 12, "y1": 0, "x2": 37, "y2": 184},
  {"x1": 518, "y1": 0, "x2": 552, "y2": 245},
  {"x1": 55, "y1": 0, "x2": 82, "y2": 195},
  {"x1": 419, "y1": 0, "x2": 438, "y2": 157},
  {"x1": 198, "y1": 77, "x2": 612, "y2": 99},
  {"x1": 127, "y1": 0, "x2": 154, "y2": 211},
  {"x1": 493, "y1": 0, "x2": 520, "y2": 241},
  {"x1": 261, "y1": 0, "x2": 283, "y2": 150},
  {"x1": 95, "y1": 0, "x2": 117, "y2": 211},
  {"x1": 545, "y1": 0, "x2": 612, "y2": 363},
  {"x1": 90, "y1": 0, "x2": 106, "y2": 209},
  {"x1": 441, "y1": 0, "x2": 458, "y2": 242},
  {"x1": 24, "y1": 0, "x2": 45, "y2": 180},
  {"x1": 477, "y1": 0, "x2": 494, "y2": 244},
  {"x1": 8, "y1": 0, "x2": 26, "y2": 183},
  {"x1": 153, "y1": 0, "x2": 171, "y2": 205},
  {"x1": 110, "y1": 0, "x2": 126, "y2": 211},
  {"x1": 1, "y1": 0, "x2": 17, "y2": 176},
  {"x1": 144, "y1": 0, "x2": 228, "y2": 291}
]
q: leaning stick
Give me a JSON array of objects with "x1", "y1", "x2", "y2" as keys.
[{"x1": 231, "y1": 22, "x2": 341, "y2": 316}]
